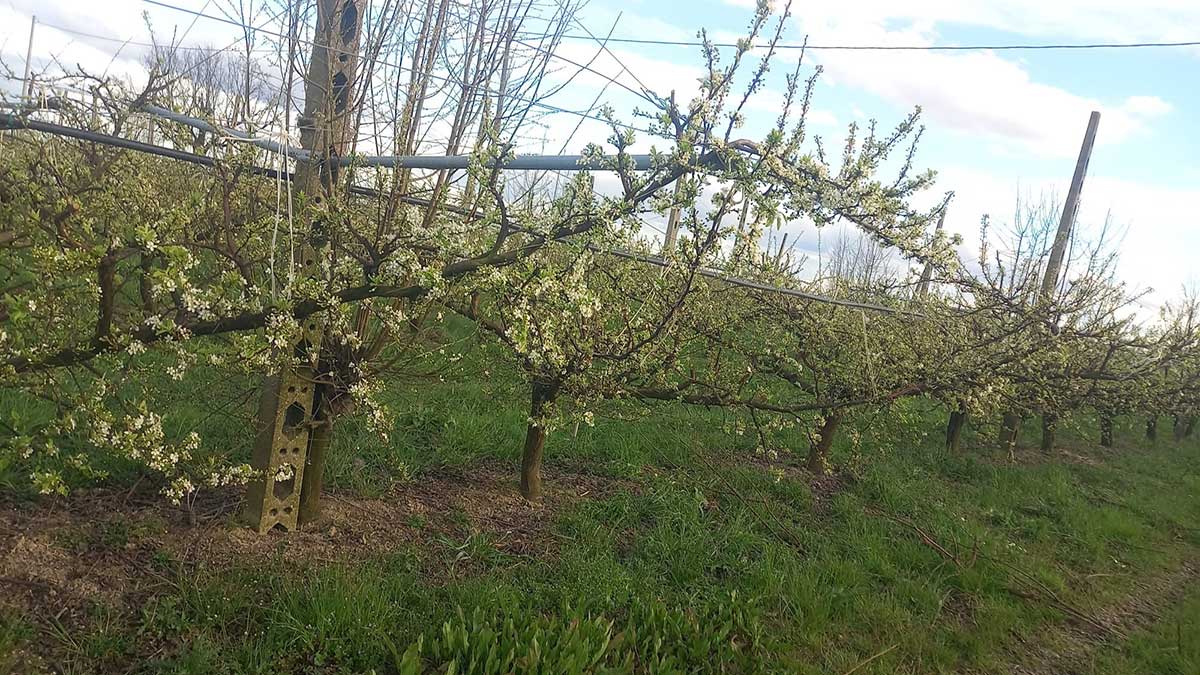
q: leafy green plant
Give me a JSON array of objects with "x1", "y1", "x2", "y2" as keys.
[{"x1": 388, "y1": 593, "x2": 766, "y2": 675}]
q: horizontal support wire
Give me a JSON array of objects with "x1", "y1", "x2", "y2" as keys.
[
  {"x1": 522, "y1": 31, "x2": 1200, "y2": 51},
  {"x1": 0, "y1": 112, "x2": 912, "y2": 316},
  {"x1": 595, "y1": 247, "x2": 920, "y2": 316}
]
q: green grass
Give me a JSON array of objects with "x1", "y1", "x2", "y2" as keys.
[{"x1": 2, "y1": 345, "x2": 1200, "y2": 673}]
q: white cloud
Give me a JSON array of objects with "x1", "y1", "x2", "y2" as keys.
[
  {"x1": 1121, "y1": 95, "x2": 1173, "y2": 118},
  {"x1": 808, "y1": 108, "x2": 838, "y2": 128},
  {"x1": 1080, "y1": 176, "x2": 1200, "y2": 299},
  {"x1": 540, "y1": 39, "x2": 839, "y2": 153},
  {"x1": 769, "y1": 10, "x2": 1177, "y2": 159},
  {"x1": 0, "y1": 0, "x2": 284, "y2": 96},
  {"x1": 831, "y1": 50, "x2": 1165, "y2": 157},
  {"x1": 927, "y1": 164, "x2": 1200, "y2": 307},
  {"x1": 3, "y1": 0, "x2": 250, "y2": 56},
  {"x1": 551, "y1": 42, "x2": 704, "y2": 105},
  {"x1": 730, "y1": 0, "x2": 1200, "y2": 43},
  {"x1": 0, "y1": 5, "x2": 150, "y2": 89},
  {"x1": 576, "y1": 7, "x2": 697, "y2": 44}
]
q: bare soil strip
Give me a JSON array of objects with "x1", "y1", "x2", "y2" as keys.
[
  {"x1": 0, "y1": 464, "x2": 628, "y2": 626},
  {"x1": 995, "y1": 560, "x2": 1199, "y2": 674}
]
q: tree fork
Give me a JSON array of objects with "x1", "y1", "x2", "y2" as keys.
[{"x1": 244, "y1": 0, "x2": 366, "y2": 533}]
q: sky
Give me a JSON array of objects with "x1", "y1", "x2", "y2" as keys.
[{"x1": 1, "y1": 0, "x2": 1198, "y2": 311}]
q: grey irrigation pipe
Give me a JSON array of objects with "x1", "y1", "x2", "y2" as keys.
[
  {"x1": 366, "y1": 153, "x2": 656, "y2": 171},
  {"x1": 2, "y1": 111, "x2": 236, "y2": 166},
  {"x1": 0, "y1": 112, "x2": 915, "y2": 316},
  {"x1": 139, "y1": 104, "x2": 658, "y2": 171},
  {"x1": 0, "y1": 112, "x2": 405, "y2": 201},
  {"x1": 141, "y1": 103, "x2": 293, "y2": 156}
]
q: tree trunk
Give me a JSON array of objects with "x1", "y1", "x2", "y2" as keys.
[
  {"x1": 1174, "y1": 415, "x2": 1186, "y2": 442},
  {"x1": 1040, "y1": 413, "x2": 1057, "y2": 453},
  {"x1": 1099, "y1": 415, "x2": 1114, "y2": 448},
  {"x1": 1186, "y1": 416, "x2": 1197, "y2": 439},
  {"x1": 946, "y1": 403, "x2": 967, "y2": 453},
  {"x1": 1146, "y1": 417, "x2": 1157, "y2": 442},
  {"x1": 807, "y1": 411, "x2": 843, "y2": 474},
  {"x1": 298, "y1": 388, "x2": 334, "y2": 525},
  {"x1": 1000, "y1": 412, "x2": 1021, "y2": 455},
  {"x1": 520, "y1": 380, "x2": 559, "y2": 501}
]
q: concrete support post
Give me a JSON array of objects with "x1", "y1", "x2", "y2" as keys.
[{"x1": 244, "y1": 0, "x2": 366, "y2": 533}]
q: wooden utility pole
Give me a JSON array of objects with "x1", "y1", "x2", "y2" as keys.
[
  {"x1": 243, "y1": 0, "x2": 367, "y2": 533},
  {"x1": 1038, "y1": 110, "x2": 1101, "y2": 453},
  {"x1": 999, "y1": 112, "x2": 1101, "y2": 456},
  {"x1": 21, "y1": 16, "x2": 36, "y2": 100},
  {"x1": 662, "y1": 182, "x2": 684, "y2": 254},
  {"x1": 915, "y1": 207, "x2": 946, "y2": 300},
  {"x1": 661, "y1": 94, "x2": 686, "y2": 256},
  {"x1": 1040, "y1": 111, "x2": 1101, "y2": 302}
]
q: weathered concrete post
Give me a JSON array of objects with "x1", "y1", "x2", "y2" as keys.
[{"x1": 244, "y1": 0, "x2": 367, "y2": 533}]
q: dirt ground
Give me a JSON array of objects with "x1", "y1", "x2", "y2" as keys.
[
  {"x1": 987, "y1": 560, "x2": 1200, "y2": 675},
  {"x1": 0, "y1": 463, "x2": 629, "y2": 631},
  {"x1": 3, "y1": 457, "x2": 1194, "y2": 674}
]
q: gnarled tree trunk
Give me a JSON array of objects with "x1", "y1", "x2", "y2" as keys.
[
  {"x1": 807, "y1": 410, "x2": 843, "y2": 474},
  {"x1": 946, "y1": 402, "x2": 967, "y2": 453},
  {"x1": 999, "y1": 412, "x2": 1022, "y2": 456},
  {"x1": 1040, "y1": 413, "x2": 1057, "y2": 453},
  {"x1": 520, "y1": 379, "x2": 560, "y2": 501}
]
